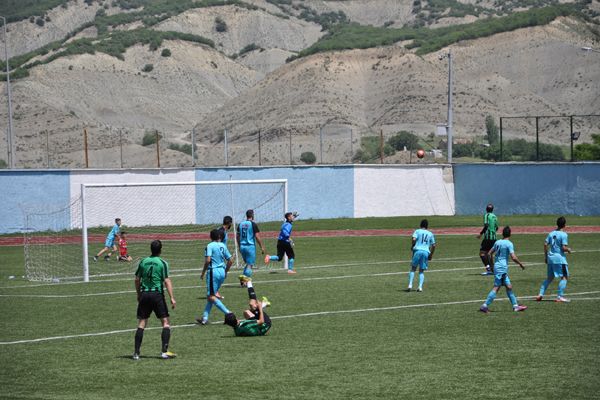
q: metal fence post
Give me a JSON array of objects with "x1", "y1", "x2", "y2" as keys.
[
  {"x1": 155, "y1": 130, "x2": 160, "y2": 168},
  {"x1": 570, "y1": 115, "x2": 574, "y2": 162},
  {"x1": 191, "y1": 127, "x2": 196, "y2": 167},
  {"x1": 83, "y1": 128, "x2": 89, "y2": 168},
  {"x1": 535, "y1": 116, "x2": 539, "y2": 161},
  {"x1": 258, "y1": 129, "x2": 261, "y2": 166},
  {"x1": 319, "y1": 126, "x2": 323, "y2": 164},
  {"x1": 499, "y1": 117, "x2": 503, "y2": 161},
  {"x1": 224, "y1": 128, "x2": 228, "y2": 166}
]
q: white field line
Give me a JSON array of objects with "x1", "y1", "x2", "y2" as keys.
[
  {"x1": 0, "y1": 262, "x2": 550, "y2": 299},
  {"x1": 3, "y1": 248, "x2": 599, "y2": 290},
  {"x1": 2, "y1": 290, "x2": 599, "y2": 346}
]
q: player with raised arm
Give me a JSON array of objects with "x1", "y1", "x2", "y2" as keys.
[
  {"x1": 477, "y1": 204, "x2": 498, "y2": 275},
  {"x1": 133, "y1": 240, "x2": 176, "y2": 360},
  {"x1": 118, "y1": 232, "x2": 133, "y2": 262},
  {"x1": 197, "y1": 229, "x2": 233, "y2": 325},
  {"x1": 406, "y1": 219, "x2": 436, "y2": 292},
  {"x1": 237, "y1": 210, "x2": 265, "y2": 279},
  {"x1": 224, "y1": 277, "x2": 272, "y2": 336},
  {"x1": 265, "y1": 211, "x2": 298, "y2": 274},
  {"x1": 537, "y1": 216, "x2": 572, "y2": 303},
  {"x1": 94, "y1": 218, "x2": 121, "y2": 262},
  {"x1": 480, "y1": 226, "x2": 527, "y2": 313}
]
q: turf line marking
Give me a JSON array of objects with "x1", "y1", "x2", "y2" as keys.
[
  {"x1": 2, "y1": 290, "x2": 599, "y2": 345},
  {"x1": 0, "y1": 263, "x2": 551, "y2": 299},
  {"x1": 1, "y1": 248, "x2": 598, "y2": 290}
]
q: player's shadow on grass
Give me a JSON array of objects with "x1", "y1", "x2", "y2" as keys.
[{"x1": 117, "y1": 355, "x2": 166, "y2": 360}]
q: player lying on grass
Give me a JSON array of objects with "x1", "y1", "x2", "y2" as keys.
[
  {"x1": 480, "y1": 226, "x2": 527, "y2": 313},
  {"x1": 407, "y1": 219, "x2": 435, "y2": 292},
  {"x1": 537, "y1": 216, "x2": 572, "y2": 303},
  {"x1": 225, "y1": 277, "x2": 271, "y2": 336},
  {"x1": 94, "y1": 217, "x2": 121, "y2": 262},
  {"x1": 118, "y1": 232, "x2": 133, "y2": 262},
  {"x1": 198, "y1": 229, "x2": 233, "y2": 325},
  {"x1": 265, "y1": 211, "x2": 298, "y2": 274},
  {"x1": 133, "y1": 240, "x2": 176, "y2": 360}
]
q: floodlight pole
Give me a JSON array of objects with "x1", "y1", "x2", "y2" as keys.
[
  {"x1": 1, "y1": 16, "x2": 14, "y2": 168},
  {"x1": 446, "y1": 49, "x2": 453, "y2": 164}
]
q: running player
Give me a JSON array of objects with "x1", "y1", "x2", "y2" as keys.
[
  {"x1": 133, "y1": 240, "x2": 176, "y2": 360},
  {"x1": 406, "y1": 219, "x2": 436, "y2": 292},
  {"x1": 480, "y1": 226, "x2": 528, "y2": 313},
  {"x1": 94, "y1": 218, "x2": 121, "y2": 262},
  {"x1": 118, "y1": 232, "x2": 133, "y2": 262},
  {"x1": 536, "y1": 216, "x2": 572, "y2": 303},
  {"x1": 198, "y1": 229, "x2": 233, "y2": 325},
  {"x1": 237, "y1": 209, "x2": 265, "y2": 278},
  {"x1": 217, "y1": 216, "x2": 233, "y2": 246},
  {"x1": 265, "y1": 211, "x2": 298, "y2": 274},
  {"x1": 224, "y1": 277, "x2": 272, "y2": 336},
  {"x1": 477, "y1": 203, "x2": 498, "y2": 275}
]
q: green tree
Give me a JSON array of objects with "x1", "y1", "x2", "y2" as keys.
[
  {"x1": 485, "y1": 115, "x2": 499, "y2": 145},
  {"x1": 300, "y1": 151, "x2": 317, "y2": 164},
  {"x1": 387, "y1": 131, "x2": 419, "y2": 151},
  {"x1": 574, "y1": 134, "x2": 600, "y2": 160}
]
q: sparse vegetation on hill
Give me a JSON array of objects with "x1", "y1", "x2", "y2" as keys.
[
  {"x1": 290, "y1": 4, "x2": 592, "y2": 60},
  {"x1": 0, "y1": 0, "x2": 67, "y2": 24},
  {"x1": 574, "y1": 134, "x2": 600, "y2": 160}
]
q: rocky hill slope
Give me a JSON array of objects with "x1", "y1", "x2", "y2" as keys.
[{"x1": 0, "y1": 0, "x2": 598, "y2": 168}]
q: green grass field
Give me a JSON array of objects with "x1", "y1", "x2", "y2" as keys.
[{"x1": 1, "y1": 216, "x2": 599, "y2": 399}]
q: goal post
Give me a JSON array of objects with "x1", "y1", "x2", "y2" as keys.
[{"x1": 80, "y1": 179, "x2": 288, "y2": 282}]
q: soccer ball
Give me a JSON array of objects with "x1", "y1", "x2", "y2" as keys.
[{"x1": 416, "y1": 149, "x2": 425, "y2": 159}]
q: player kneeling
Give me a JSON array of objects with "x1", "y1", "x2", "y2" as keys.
[{"x1": 224, "y1": 278, "x2": 271, "y2": 336}]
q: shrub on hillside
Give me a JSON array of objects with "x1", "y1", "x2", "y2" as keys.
[
  {"x1": 142, "y1": 131, "x2": 161, "y2": 146},
  {"x1": 300, "y1": 151, "x2": 317, "y2": 164},
  {"x1": 141, "y1": 63, "x2": 153, "y2": 72},
  {"x1": 574, "y1": 134, "x2": 600, "y2": 160},
  {"x1": 161, "y1": 48, "x2": 171, "y2": 57},
  {"x1": 215, "y1": 17, "x2": 227, "y2": 33},
  {"x1": 169, "y1": 143, "x2": 192, "y2": 155},
  {"x1": 36, "y1": 17, "x2": 45, "y2": 27}
]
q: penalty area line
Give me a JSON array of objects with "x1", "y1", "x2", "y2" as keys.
[{"x1": 1, "y1": 291, "x2": 599, "y2": 345}]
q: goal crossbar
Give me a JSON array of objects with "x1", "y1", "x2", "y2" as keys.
[{"x1": 81, "y1": 179, "x2": 288, "y2": 282}]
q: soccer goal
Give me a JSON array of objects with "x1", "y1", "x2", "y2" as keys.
[{"x1": 23, "y1": 179, "x2": 288, "y2": 282}]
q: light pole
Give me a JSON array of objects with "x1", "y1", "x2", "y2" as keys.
[
  {"x1": 0, "y1": 16, "x2": 14, "y2": 168},
  {"x1": 439, "y1": 49, "x2": 453, "y2": 163}
]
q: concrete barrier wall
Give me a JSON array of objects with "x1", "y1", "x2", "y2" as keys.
[
  {"x1": 2, "y1": 163, "x2": 597, "y2": 234},
  {"x1": 453, "y1": 163, "x2": 600, "y2": 215},
  {"x1": 353, "y1": 165, "x2": 455, "y2": 217}
]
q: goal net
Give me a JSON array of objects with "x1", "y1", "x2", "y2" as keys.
[
  {"x1": 23, "y1": 179, "x2": 287, "y2": 282},
  {"x1": 24, "y1": 198, "x2": 83, "y2": 282}
]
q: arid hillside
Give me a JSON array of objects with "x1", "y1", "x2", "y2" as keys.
[{"x1": 0, "y1": 0, "x2": 598, "y2": 167}]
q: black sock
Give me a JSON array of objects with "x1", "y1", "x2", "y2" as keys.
[
  {"x1": 480, "y1": 255, "x2": 488, "y2": 267},
  {"x1": 134, "y1": 328, "x2": 144, "y2": 354},
  {"x1": 247, "y1": 286, "x2": 257, "y2": 300},
  {"x1": 161, "y1": 328, "x2": 171, "y2": 353}
]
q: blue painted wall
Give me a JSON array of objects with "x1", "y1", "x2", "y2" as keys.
[
  {"x1": 0, "y1": 170, "x2": 71, "y2": 233},
  {"x1": 454, "y1": 163, "x2": 600, "y2": 215},
  {"x1": 196, "y1": 166, "x2": 355, "y2": 221}
]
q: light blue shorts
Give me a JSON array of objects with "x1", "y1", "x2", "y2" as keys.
[
  {"x1": 240, "y1": 245, "x2": 256, "y2": 265},
  {"x1": 206, "y1": 267, "x2": 226, "y2": 297},
  {"x1": 547, "y1": 263, "x2": 569, "y2": 278},
  {"x1": 104, "y1": 237, "x2": 115, "y2": 248},
  {"x1": 411, "y1": 250, "x2": 429, "y2": 270},
  {"x1": 493, "y1": 272, "x2": 512, "y2": 287}
]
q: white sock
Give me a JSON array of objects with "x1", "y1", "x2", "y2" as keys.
[{"x1": 247, "y1": 281, "x2": 253, "y2": 289}]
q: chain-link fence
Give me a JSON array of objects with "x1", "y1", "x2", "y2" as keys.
[
  {"x1": 499, "y1": 115, "x2": 600, "y2": 162},
  {"x1": 1, "y1": 116, "x2": 598, "y2": 169}
]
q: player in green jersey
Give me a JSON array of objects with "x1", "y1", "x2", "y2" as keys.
[
  {"x1": 224, "y1": 278, "x2": 271, "y2": 337},
  {"x1": 133, "y1": 240, "x2": 177, "y2": 360},
  {"x1": 477, "y1": 203, "x2": 499, "y2": 275}
]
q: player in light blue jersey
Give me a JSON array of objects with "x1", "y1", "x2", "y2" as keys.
[
  {"x1": 197, "y1": 229, "x2": 233, "y2": 325},
  {"x1": 406, "y1": 219, "x2": 436, "y2": 292},
  {"x1": 537, "y1": 216, "x2": 572, "y2": 303},
  {"x1": 480, "y1": 226, "x2": 527, "y2": 313},
  {"x1": 216, "y1": 216, "x2": 233, "y2": 246},
  {"x1": 237, "y1": 209, "x2": 265, "y2": 279},
  {"x1": 93, "y1": 218, "x2": 121, "y2": 262},
  {"x1": 265, "y1": 211, "x2": 298, "y2": 274}
]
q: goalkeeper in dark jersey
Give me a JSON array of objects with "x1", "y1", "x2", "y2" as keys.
[
  {"x1": 224, "y1": 277, "x2": 271, "y2": 336},
  {"x1": 477, "y1": 203, "x2": 499, "y2": 276}
]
